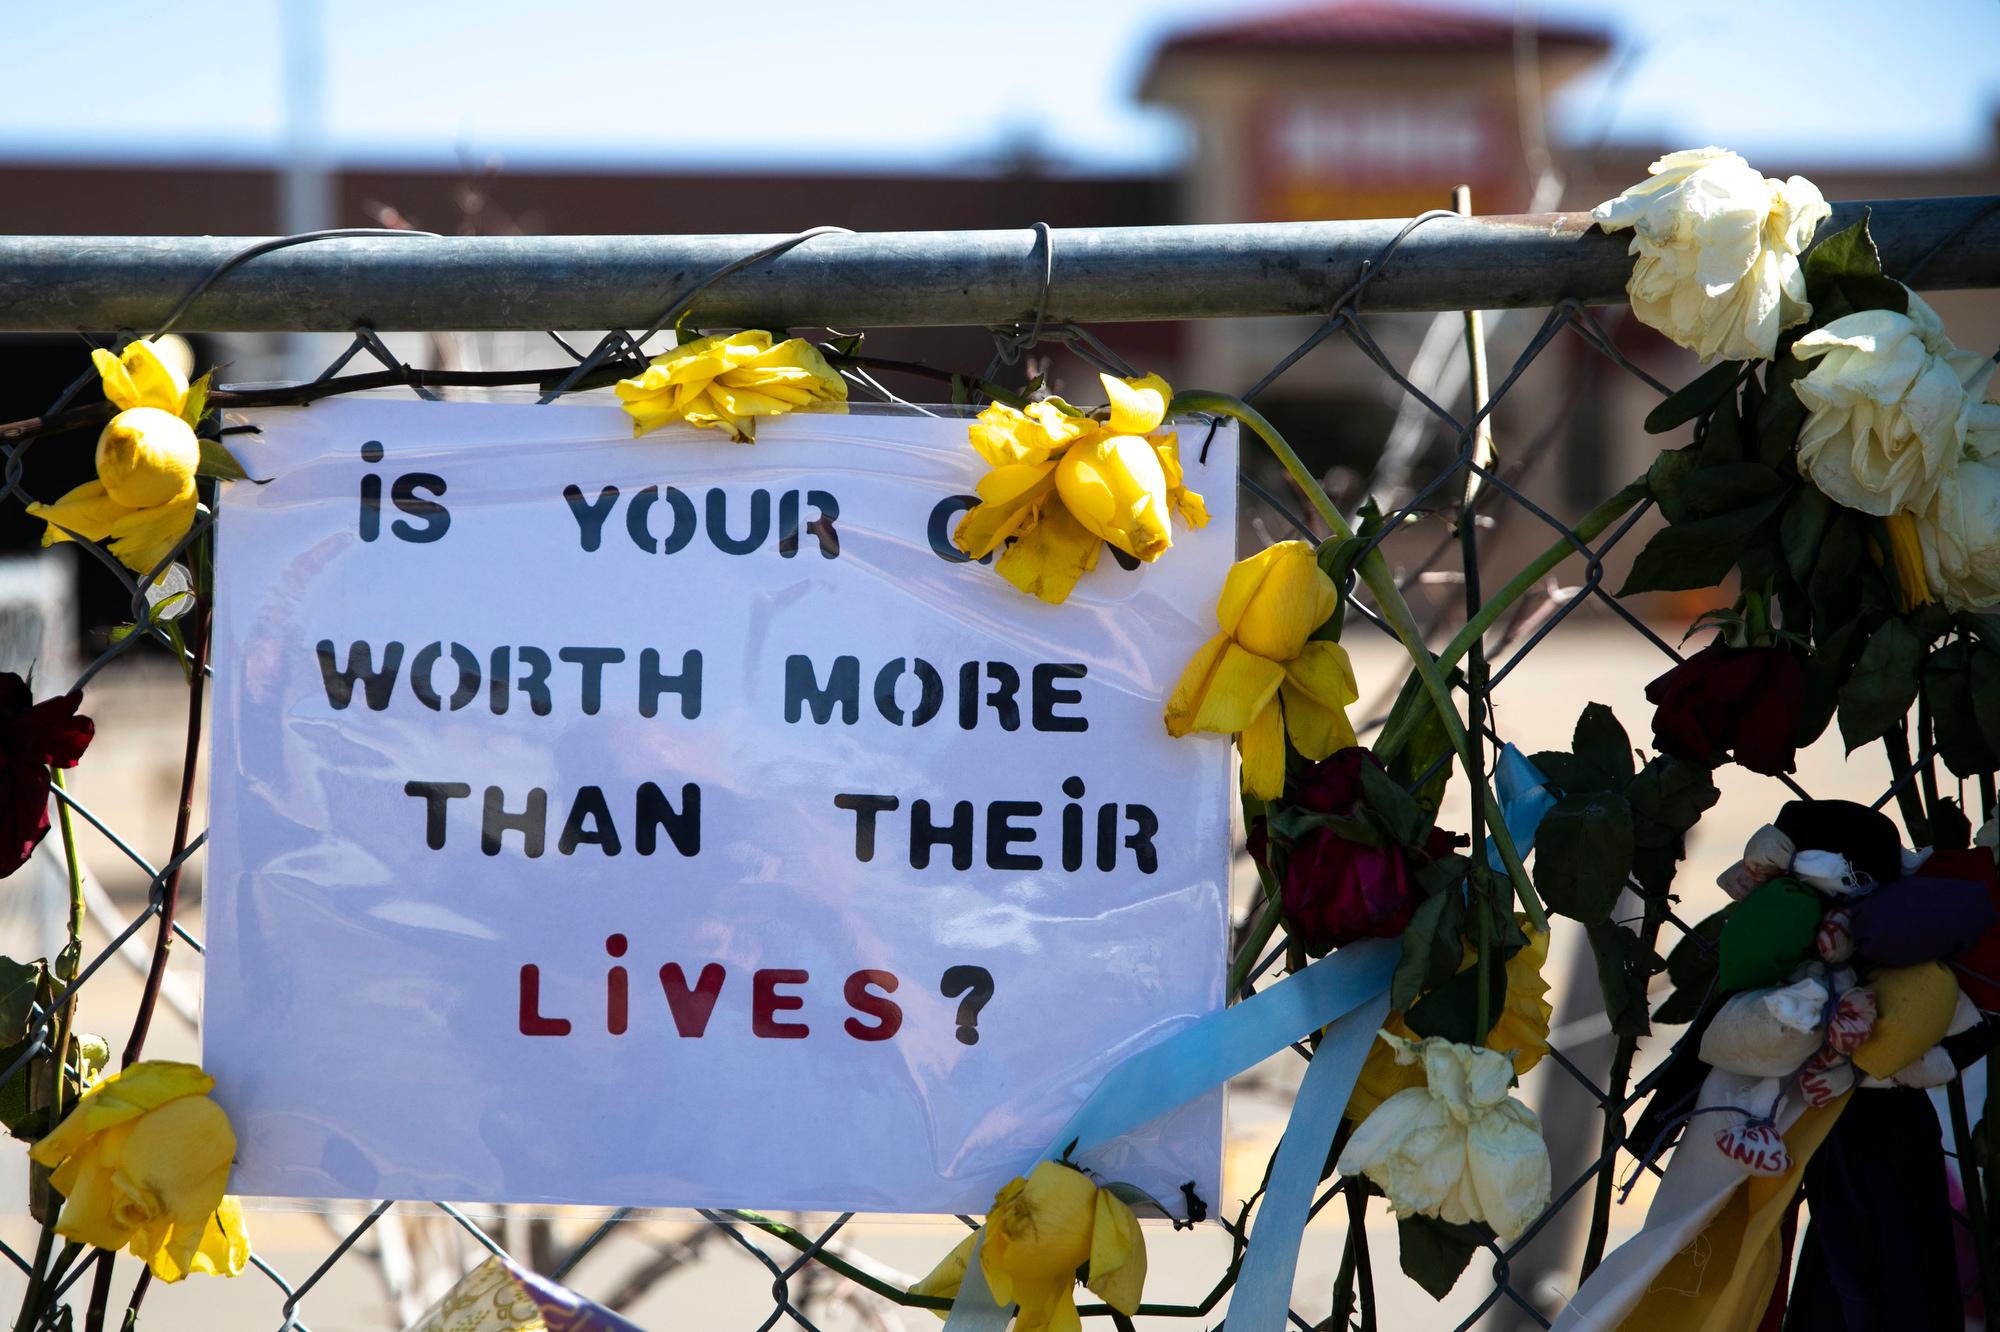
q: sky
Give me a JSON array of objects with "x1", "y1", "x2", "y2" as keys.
[{"x1": 0, "y1": 0, "x2": 1995, "y2": 173}]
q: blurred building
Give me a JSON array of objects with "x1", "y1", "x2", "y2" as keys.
[{"x1": 2, "y1": 0, "x2": 1997, "y2": 634}]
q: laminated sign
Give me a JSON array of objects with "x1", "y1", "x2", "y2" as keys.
[{"x1": 204, "y1": 397, "x2": 1238, "y2": 1212}]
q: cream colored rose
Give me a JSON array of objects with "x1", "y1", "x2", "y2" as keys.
[
  {"x1": 1793, "y1": 289, "x2": 1995, "y2": 516},
  {"x1": 1910, "y1": 402, "x2": 2000, "y2": 610},
  {"x1": 1592, "y1": 148, "x2": 1829, "y2": 363}
]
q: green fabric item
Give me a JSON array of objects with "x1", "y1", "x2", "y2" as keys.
[{"x1": 1718, "y1": 877, "x2": 1823, "y2": 992}]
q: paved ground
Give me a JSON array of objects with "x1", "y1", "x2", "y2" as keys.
[{"x1": 0, "y1": 621, "x2": 1906, "y2": 1329}]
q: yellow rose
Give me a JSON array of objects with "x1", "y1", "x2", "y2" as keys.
[
  {"x1": 96, "y1": 408, "x2": 199, "y2": 509},
  {"x1": 92, "y1": 340, "x2": 189, "y2": 416},
  {"x1": 1165, "y1": 542, "x2": 1356, "y2": 799},
  {"x1": 1054, "y1": 432, "x2": 1173, "y2": 561},
  {"x1": 1337, "y1": 1034, "x2": 1551, "y2": 1242},
  {"x1": 951, "y1": 373, "x2": 1207, "y2": 604},
  {"x1": 1910, "y1": 404, "x2": 2000, "y2": 610},
  {"x1": 911, "y1": 1161, "x2": 1145, "y2": 1332},
  {"x1": 1591, "y1": 148, "x2": 1828, "y2": 363},
  {"x1": 1348, "y1": 922, "x2": 1552, "y2": 1121},
  {"x1": 29, "y1": 1060, "x2": 249, "y2": 1282},
  {"x1": 614, "y1": 330, "x2": 847, "y2": 442},
  {"x1": 1793, "y1": 290, "x2": 1994, "y2": 516},
  {"x1": 28, "y1": 408, "x2": 201, "y2": 576}
]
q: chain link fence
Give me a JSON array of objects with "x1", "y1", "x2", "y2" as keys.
[{"x1": 0, "y1": 198, "x2": 1995, "y2": 1330}]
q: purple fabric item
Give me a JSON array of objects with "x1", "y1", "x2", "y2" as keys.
[
  {"x1": 513, "y1": 1257, "x2": 647, "y2": 1332},
  {"x1": 1848, "y1": 875, "x2": 1998, "y2": 968}
]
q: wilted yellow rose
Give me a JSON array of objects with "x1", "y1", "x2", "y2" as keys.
[
  {"x1": 911, "y1": 1161, "x2": 1145, "y2": 1332},
  {"x1": 1337, "y1": 1034, "x2": 1551, "y2": 1242},
  {"x1": 615, "y1": 330, "x2": 846, "y2": 442},
  {"x1": 1909, "y1": 403, "x2": 2000, "y2": 610},
  {"x1": 1592, "y1": 148, "x2": 1827, "y2": 363},
  {"x1": 1348, "y1": 922, "x2": 1552, "y2": 1121},
  {"x1": 1793, "y1": 290, "x2": 1995, "y2": 516},
  {"x1": 1165, "y1": 541, "x2": 1356, "y2": 799},
  {"x1": 30, "y1": 1060, "x2": 249, "y2": 1282},
  {"x1": 28, "y1": 408, "x2": 200, "y2": 576},
  {"x1": 951, "y1": 372, "x2": 1207, "y2": 604},
  {"x1": 92, "y1": 340, "x2": 190, "y2": 416}
]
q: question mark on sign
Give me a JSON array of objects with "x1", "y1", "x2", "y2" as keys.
[{"x1": 940, "y1": 965, "x2": 995, "y2": 1046}]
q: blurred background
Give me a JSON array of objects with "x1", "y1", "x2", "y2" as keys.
[{"x1": 0, "y1": 1, "x2": 1997, "y2": 1327}]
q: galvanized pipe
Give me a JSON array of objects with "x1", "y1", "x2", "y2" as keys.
[{"x1": 0, "y1": 197, "x2": 1993, "y2": 333}]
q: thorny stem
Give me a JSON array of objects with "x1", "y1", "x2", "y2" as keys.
[
  {"x1": 81, "y1": 1251, "x2": 112, "y2": 1332},
  {"x1": 1173, "y1": 390, "x2": 1545, "y2": 932},
  {"x1": 1373, "y1": 479, "x2": 1646, "y2": 766},
  {"x1": 1579, "y1": 891, "x2": 1670, "y2": 1277},
  {"x1": 121, "y1": 597, "x2": 210, "y2": 1068},
  {"x1": 13, "y1": 772, "x2": 90, "y2": 1332}
]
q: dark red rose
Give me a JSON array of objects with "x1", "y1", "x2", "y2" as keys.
[
  {"x1": 0, "y1": 674, "x2": 93, "y2": 878},
  {"x1": 1255, "y1": 747, "x2": 1463, "y2": 954},
  {"x1": 1644, "y1": 643, "x2": 1805, "y2": 776}
]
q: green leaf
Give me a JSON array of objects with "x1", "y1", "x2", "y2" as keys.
[
  {"x1": 1392, "y1": 890, "x2": 1465, "y2": 1012},
  {"x1": 1643, "y1": 361, "x2": 1741, "y2": 435},
  {"x1": 1972, "y1": 648, "x2": 2000, "y2": 768},
  {"x1": 0, "y1": 1039, "x2": 30, "y2": 1137},
  {"x1": 1646, "y1": 446, "x2": 1705, "y2": 525},
  {"x1": 1618, "y1": 497, "x2": 1785, "y2": 595},
  {"x1": 1588, "y1": 920, "x2": 1654, "y2": 1040},
  {"x1": 1780, "y1": 485, "x2": 1834, "y2": 583},
  {"x1": 1527, "y1": 750, "x2": 1615, "y2": 796},
  {"x1": 1655, "y1": 905, "x2": 1730, "y2": 1025},
  {"x1": 1674, "y1": 462, "x2": 1787, "y2": 517},
  {"x1": 1837, "y1": 617, "x2": 1925, "y2": 751},
  {"x1": 0, "y1": 957, "x2": 43, "y2": 1043},
  {"x1": 1359, "y1": 759, "x2": 1430, "y2": 848},
  {"x1": 179, "y1": 369, "x2": 214, "y2": 430},
  {"x1": 1698, "y1": 393, "x2": 1745, "y2": 466},
  {"x1": 1572, "y1": 703, "x2": 1635, "y2": 785},
  {"x1": 1804, "y1": 214, "x2": 1884, "y2": 285},
  {"x1": 196, "y1": 437, "x2": 250, "y2": 482},
  {"x1": 1397, "y1": 1215, "x2": 1493, "y2": 1300},
  {"x1": 1754, "y1": 357, "x2": 1810, "y2": 468},
  {"x1": 1532, "y1": 793, "x2": 1635, "y2": 924},
  {"x1": 1934, "y1": 796, "x2": 1972, "y2": 853},
  {"x1": 1380, "y1": 671, "x2": 1453, "y2": 813},
  {"x1": 1625, "y1": 756, "x2": 1719, "y2": 844},
  {"x1": 1925, "y1": 642, "x2": 2000, "y2": 778},
  {"x1": 1267, "y1": 805, "x2": 1386, "y2": 850},
  {"x1": 1405, "y1": 935, "x2": 1512, "y2": 1045}
]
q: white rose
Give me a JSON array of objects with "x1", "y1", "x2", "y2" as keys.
[
  {"x1": 1592, "y1": 148, "x2": 1829, "y2": 363},
  {"x1": 1911, "y1": 402, "x2": 2000, "y2": 609},
  {"x1": 1792, "y1": 289, "x2": 1995, "y2": 515}
]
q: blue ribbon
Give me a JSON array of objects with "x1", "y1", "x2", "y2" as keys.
[
  {"x1": 1485, "y1": 744, "x2": 1557, "y2": 873},
  {"x1": 943, "y1": 938, "x2": 1398, "y2": 1330}
]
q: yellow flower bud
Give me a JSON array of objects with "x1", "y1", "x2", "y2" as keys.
[
  {"x1": 96, "y1": 407, "x2": 199, "y2": 509},
  {"x1": 1882, "y1": 512, "x2": 1935, "y2": 609},
  {"x1": 29, "y1": 1060, "x2": 249, "y2": 1282},
  {"x1": 615, "y1": 330, "x2": 846, "y2": 442},
  {"x1": 910, "y1": 1161, "x2": 1148, "y2": 1330},
  {"x1": 1053, "y1": 433, "x2": 1173, "y2": 561},
  {"x1": 92, "y1": 340, "x2": 190, "y2": 416},
  {"x1": 984, "y1": 1161, "x2": 1097, "y2": 1284},
  {"x1": 1216, "y1": 541, "x2": 1337, "y2": 661}
]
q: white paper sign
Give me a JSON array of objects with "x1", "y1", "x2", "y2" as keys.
[{"x1": 204, "y1": 397, "x2": 1237, "y2": 1212}]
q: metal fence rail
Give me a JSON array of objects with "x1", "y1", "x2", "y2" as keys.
[
  {"x1": 2, "y1": 196, "x2": 1997, "y2": 331},
  {"x1": 1, "y1": 195, "x2": 1997, "y2": 1330}
]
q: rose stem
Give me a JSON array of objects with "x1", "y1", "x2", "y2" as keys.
[
  {"x1": 1453, "y1": 185, "x2": 1497, "y2": 1043},
  {"x1": 12, "y1": 769, "x2": 90, "y2": 1332},
  {"x1": 121, "y1": 596, "x2": 210, "y2": 1068},
  {"x1": 1170, "y1": 390, "x2": 1546, "y2": 933}
]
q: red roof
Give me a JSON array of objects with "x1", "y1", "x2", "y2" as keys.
[{"x1": 1156, "y1": 0, "x2": 1610, "y2": 56}]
